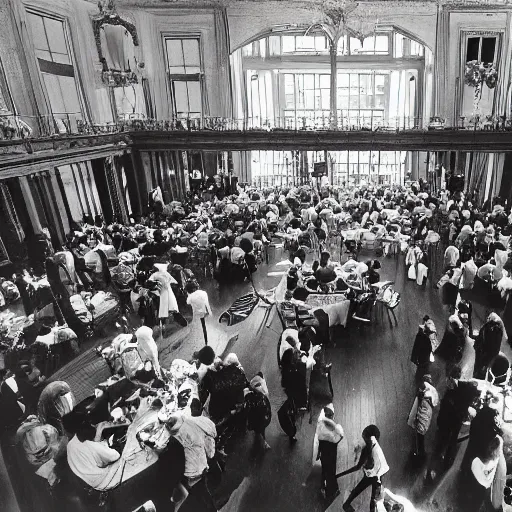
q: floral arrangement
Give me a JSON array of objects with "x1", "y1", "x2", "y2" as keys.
[{"x1": 464, "y1": 60, "x2": 498, "y2": 89}]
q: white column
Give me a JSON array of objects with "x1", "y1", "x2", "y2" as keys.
[{"x1": 19, "y1": 176, "x2": 42, "y2": 233}]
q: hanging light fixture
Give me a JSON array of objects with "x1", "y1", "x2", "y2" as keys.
[{"x1": 97, "y1": 0, "x2": 117, "y2": 16}]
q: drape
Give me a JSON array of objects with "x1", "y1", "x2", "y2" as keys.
[
  {"x1": 230, "y1": 49, "x2": 247, "y2": 122},
  {"x1": 132, "y1": 11, "x2": 171, "y2": 120},
  {"x1": 467, "y1": 153, "x2": 489, "y2": 205},
  {"x1": 0, "y1": 182, "x2": 24, "y2": 242},
  {"x1": 214, "y1": 8, "x2": 233, "y2": 118}
]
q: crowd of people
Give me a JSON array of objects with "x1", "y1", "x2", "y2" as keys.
[{"x1": 0, "y1": 172, "x2": 512, "y2": 512}]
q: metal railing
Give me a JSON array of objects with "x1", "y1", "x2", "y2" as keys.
[{"x1": 3, "y1": 111, "x2": 512, "y2": 142}]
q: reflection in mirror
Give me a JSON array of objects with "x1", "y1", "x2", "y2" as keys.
[{"x1": 92, "y1": 0, "x2": 142, "y2": 88}]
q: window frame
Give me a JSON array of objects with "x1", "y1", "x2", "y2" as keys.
[
  {"x1": 26, "y1": 8, "x2": 89, "y2": 132},
  {"x1": 0, "y1": 57, "x2": 16, "y2": 115},
  {"x1": 458, "y1": 30, "x2": 502, "y2": 119},
  {"x1": 163, "y1": 35, "x2": 205, "y2": 120}
]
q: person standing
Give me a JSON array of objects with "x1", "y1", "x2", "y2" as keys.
[
  {"x1": 411, "y1": 316, "x2": 437, "y2": 379},
  {"x1": 186, "y1": 281, "x2": 212, "y2": 346},
  {"x1": 339, "y1": 425, "x2": 389, "y2": 512},
  {"x1": 244, "y1": 372, "x2": 272, "y2": 450},
  {"x1": 435, "y1": 366, "x2": 479, "y2": 467},
  {"x1": 315, "y1": 404, "x2": 344, "y2": 501},
  {"x1": 407, "y1": 374, "x2": 439, "y2": 458}
]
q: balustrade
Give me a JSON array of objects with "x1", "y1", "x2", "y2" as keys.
[{"x1": 2, "y1": 111, "x2": 512, "y2": 143}]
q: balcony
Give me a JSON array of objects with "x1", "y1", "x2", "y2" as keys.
[{"x1": 1, "y1": 113, "x2": 512, "y2": 170}]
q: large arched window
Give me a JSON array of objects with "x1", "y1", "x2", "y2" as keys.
[{"x1": 232, "y1": 28, "x2": 429, "y2": 186}]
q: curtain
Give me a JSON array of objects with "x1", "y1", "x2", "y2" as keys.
[
  {"x1": 230, "y1": 50, "x2": 248, "y2": 123},
  {"x1": 468, "y1": 153, "x2": 489, "y2": 205},
  {"x1": 142, "y1": 78, "x2": 154, "y2": 118},
  {"x1": 133, "y1": 11, "x2": 171, "y2": 120},
  {"x1": 433, "y1": 9, "x2": 449, "y2": 117},
  {"x1": 0, "y1": 182, "x2": 24, "y2": 242},
  {"x1": 214, "y1": 8, "x2": 233, "y2": 117}
]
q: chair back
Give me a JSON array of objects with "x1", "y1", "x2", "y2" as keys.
[{"x1": 486, "y1": 352, "x2": 511, "y2": 386}]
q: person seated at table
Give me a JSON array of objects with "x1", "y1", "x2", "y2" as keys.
[
  {"x1": 279, "y1": 329, "x2": 301, "y2": 362},
  {"x1": 363, "y1": 260, "x2": 381, "y2": 285},
  {"x1": 315, "y1": 252, "x2": 336, "y2": 284},
  {"x1": 477, "y1": 258, "x2": 496, "y2": 283},
  {"x1": 461, "y1": 404, "x2": 503, "y2": 474},
  {"x1": 63, "y1": 411, "x2": 121, "y2": 491},
  {"x1": 463, "y1": 435, "x2": 505, "y2": 512}
]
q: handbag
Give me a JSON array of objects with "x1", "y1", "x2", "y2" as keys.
[{"x1": 277, "y1": 398, "x2": 297, "y2": 438}]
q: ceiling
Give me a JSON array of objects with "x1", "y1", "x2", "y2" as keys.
[{"x1": 88, "y1": 0, "x2": 503, "y2": 11}]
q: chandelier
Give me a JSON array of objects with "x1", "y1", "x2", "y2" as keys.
[
  {"x1": 346, "y1": 6, "x2": 380, "y2": 43},
  {"x1": 97, "y1": 0, "x2": 117, "y2": 15},
  {"x1": 311, "y1": 1, "x2": 380, "y2": 43}
]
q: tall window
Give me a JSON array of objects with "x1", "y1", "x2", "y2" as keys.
[
  {"x1": 165, "y1": 38, "x2": 203, "y2": 119},
  {"x1": 337, "y1": 72, "x2": 388, "y2": 126},
  {"x1": 26, "y1": 12, "x2": 84, "y2": 133},
  {"x1": 281, "y1": 35, "x2": 327, "y2": 54},
  {"x1": 466, "y1": 36, "x2": 497, "y2": 64},
  {"x1": 349, "y1": 35, "x2": 389, "y2": 55},
  {"x1": 283, "y1": 73, "x2": 331, "y2": 127},
  {"x1": 460, "y1": 33, "x2": 500, "y2": 119}
]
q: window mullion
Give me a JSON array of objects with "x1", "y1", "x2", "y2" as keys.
[{"x1": 42, "y1": 18, "x2": 54, "y2": 62}]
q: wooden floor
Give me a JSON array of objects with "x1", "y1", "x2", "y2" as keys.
[
  {"x1": 9, "y1": 243, "x2": 507, "y2": 512},
  {"x1": 203, "y1": 246, "x2": 506, "y2": 512}
]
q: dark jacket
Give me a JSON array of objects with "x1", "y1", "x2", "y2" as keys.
[{"x1": 411, "y1": 327, "x2": 432, "y2": 367}]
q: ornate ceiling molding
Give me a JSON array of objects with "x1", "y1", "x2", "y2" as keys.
[{"x1": 85, "y1": 0, "x2": 512, "y2": 8}]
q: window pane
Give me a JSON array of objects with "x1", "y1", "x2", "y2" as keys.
[
  {"x1": 242, "y1": 44, "x2": 252, "y2": 57},
  {"x1": 36, "y1": 49, "x2": 52, "y2": 61},
  {"x1": 374, "y1": 35, "x2": 389, "y2": 54},
  {"x1": 182, "y1": 39, "x2": 200, "y2": 68},
  {"x1": 320, "y1": 75, "x2": 330, "y2": 89},
  {"x1": 59, "y1": 75, "x2": 81, "y2": 114},
  {"x1": 45, "y1": 17, "x2": 69, "y2": 62},
  {"x1": 305, "y1": 88, "x2": 314, "y2": 110},
  {"x1": 52, "y1": 52, "x2": 70, "y2": 65},
  {"x1": 187, "y1": 81, "x2": 201, "y2": 113},
  {"x1": 269, "y1": 36, "x2": 281, "y2": 56},
  {"x1": 481, "y1": 37, "x2": 496, "y2": 64},
  {"x1": 27, "y1": 13, "x2": 49, "y2": 52},
  {"x1": 42, "y1": 73, "x2": 66, "y2": 113},
  {"x1": 362, "y1": 36, "x2": 376, "y2": 52},
  {"x1": 466, "y1": 37, "x2": 480, "y2": 62},
  {"x1": 166, "y1": 40, "x2": 185, "y2": 73},
  {"x1": 304, "y1": 74, "x2": 314, "y2": 90},
  {"x1": 410, "y1": 40, "x2": 423, "y2": 56},
  {"x1": 282, "y1": 36, "x2": 295, "y2": 53},
  {"x1": 350, "y1": 37, "x2": 362, "y2": 54},
  {"x1": 394, "y1": 33, "x2": 405, "y2": 58},
  {"x1": 315, "y1": 36, "x2": 326, "y2": 51},
  {"x1": 173, "y1": 81, "x2": 189, "y2": 113},
  {"x1": 321, "y1": 91, "x2": 330, "y2": 110}
]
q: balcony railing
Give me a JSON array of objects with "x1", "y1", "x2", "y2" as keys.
[{"x1": 2, "y1": 111, "x2": 512, "y2": 143}]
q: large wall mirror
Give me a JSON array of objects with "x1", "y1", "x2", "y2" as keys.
[
  {"x1": 92, "y1": 1, "x2": 141, "y2": 88},
  {"x1": 92, "y1": 1, "x2": 148, "y2": 120}
]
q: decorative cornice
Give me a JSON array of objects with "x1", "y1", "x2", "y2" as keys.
[{"x1": 85, "y1": 0, "x2": 512, "y2": 10}]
